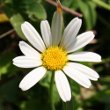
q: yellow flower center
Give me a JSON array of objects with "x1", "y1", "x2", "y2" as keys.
[{"x1": 42, "y1": 47, "x2": 68, "y2": 70}]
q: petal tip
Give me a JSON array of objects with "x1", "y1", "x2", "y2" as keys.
[
  {"x1": 19, "y1": 84, "x2": 27, "y2": 91},
  {"x1": 86, "y1": 83, "x2": 92, "y2": 88},
  {"x1": 75, "y1": 17, "x2": 80, "y2": 20},
  {"x1": 76, "y1": 17, "x2": 82, "y2": 22},
  {"x1": 90, "y1": 31, "x2": 95, "y2": 36},
  {"x1": 62, "y1": 95, "x2": 71, "y2": 102},
  {"x1": 19, "y1": 81, "x2": 29, "y2": 91},
  {"x1": 21, "y1": 21, "x2": 27, "y2": 26},
  {"x1": 98, "y1": 56, "x2": 102, "y2": 62},
  {"x1": 12, "y1": 58, "x2": 16, "y2": 62},
  {"x1": 24, "y1": 21, "x2": 29, "y2": 24},
  {"x1": 21, "y1": 21, "x2": 29, "y2": 28},
  {"x1": 41, "y1": 20, "x2": 47, "y2": 23},
  {"x1": 19, "y1": 41, "x2": 25, "y2": 46},
  {"x1": 95, "y1": 54, "x2": 102, "y2": 62},
  {"x1": 63, "y1": 98, "x2": 71, "y2": 102},
  {"x1": 98, "y1": 58, "x2": 102, "y2": 62},
  {"x1": 66, "y1": 97, "x2": 71, "y2": 102},
  {"x1": 94, "y1": 78, "x2": 99, "y2": 81},
  {"x1": 21, "y1": 23, "x2": 25, "y2": 30}
]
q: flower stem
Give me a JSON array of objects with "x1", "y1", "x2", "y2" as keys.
[
  {"x1": 63, "y1": 101, "x2": 73, "y2": 110},
  {"x1": 62, "y1": 102, "x2": 66, "y2": 110},
  {"x1": 50, "y1": 71, "x2": 55, "y2": 110}
]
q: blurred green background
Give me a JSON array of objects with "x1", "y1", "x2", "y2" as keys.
[{"x1": 0, "y1": 0, "x2": 110, "y2": 110}]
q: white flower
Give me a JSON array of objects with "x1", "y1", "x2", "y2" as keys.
[{"x1": 13, "y1": 17, "x2": 101, "y2": 102}]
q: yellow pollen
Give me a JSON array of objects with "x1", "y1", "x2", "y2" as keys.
[{"x1": 42, "y1": 47, "x2": 67, "y2": 70}]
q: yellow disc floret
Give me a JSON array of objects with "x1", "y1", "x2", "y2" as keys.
[{"x1": 42, "y1": 47, "x2": 67, "y2": 70}]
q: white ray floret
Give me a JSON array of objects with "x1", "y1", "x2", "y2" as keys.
[
  {"x1": 61, "y1": 17, "x2": 82, "y2": 49},
  {"x1": 51, "y1": 11, "x2": 63, "y2": 45},
  {"x1": 68, "y1": 52, "x2": 101, "y2": 62},
  {"x1": 63, "y1": 63, "x2": 92, "y2": 88},
  {"x1": 13, "y1": 56, "x2": 42, "y2": 68},
  {"x1": 65, "y1": 62, "x2": 99, "y2": 81},
  {"x1": 19, "y1": 67, "x2": 46, "y2": 91},
  {"x1": 55, "y1": 70, "x2": 71, "y2": 102},
  {"x1": 40, "y1": 20, "x2": 52, "y2": 47},
  {"x1": 21, "y1": 22, "x2": 46, "y2": 52},
  {"x1": 19, "y1": 41, "x2": 41, "y2": 58},
  {"x1": 67, "y1": 31, "x2": 95, "y2": 53}
]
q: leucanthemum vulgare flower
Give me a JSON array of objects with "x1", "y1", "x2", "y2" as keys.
[{"x1": 13, "y1": 3, "x2": 101, "y2": 102}]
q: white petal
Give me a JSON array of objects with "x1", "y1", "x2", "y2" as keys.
[
  {"x1": 51, "y1": 12, "x2": 63, "y2": 45},
  {"x1": 65, "y1": 62, "x2": 99, "y2": 81},
  {"x1": 19, "y1": 67, "x2": 46, "y2": 91},
  {"x1": 60, "y1": 17, "x2": 82, "y2": 49},
  {"x1": 21, "y1": 21, "x2": 45, "y2": 52},
  {"x1": 40, "y1": 20, "x2": 52, "y2": 47},
  {"x1": 63, "y1": 63, "x2": 91, "y2": 88},
  {"x1": 55, "y1": 70, "x2": 71, "y2": 102},
  {"x1": 13, "y1": 56, "x2": 42, "y2": 68},
  {"x1": 67, "y1": 31, "x2": 95, "y2": 53},
  {"x1": 19, "y1": 41, "x2": 41, "y2": 58},
  {"x1": 68, "y1": 52, "x2": 101, "y2": 62}
]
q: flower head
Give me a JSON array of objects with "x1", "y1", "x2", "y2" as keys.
[{"x1": 13, "y1": 4, "x2": 101, "y2": 102}]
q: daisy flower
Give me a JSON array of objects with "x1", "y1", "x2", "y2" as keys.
[{"x1": 13, "y1": 4, "x2": 101, "y2": 102}]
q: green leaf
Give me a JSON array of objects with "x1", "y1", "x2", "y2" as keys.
[
  {"x1": 92, "y1": 0, "x2": 110, "y2": 11},
  {"x1": 26, "y1": 2, "x2": 47, "y2": 21},
  {"x1": 10, "y1": 13, "x2": 26, "y2": 40},
  {"x1": 13, "y1": 0, "x2": 47, "y2": 21},
  {"x1": 78, "y1": 0, "x2": 97, "y2": 29},
  {"x1": 96, "y1": 90, "x2": 110, "y2": 103},
  {"x1": 87, "y1": 1, "x2": 97, "y2": 27},
  {"x1": 62, "y1": 0, "x2": 74, "y2": 7},
  {"x1": 3, "y1": 0, "x2": 13, "y2": 3},
  {"x1": 20, "y1": 98, "x2": 50, "y2": 110},
  {"x1": 71, "y1": 0, "x2": 79, "y2": 10},
  {"x1": 62, "y1": 0, "x2": 79, "y2": 10},
  {"x1": 20, "y1": 84, "x2": 51, "y2": 110},
  {"x1": 0, "y1": 52, "x2": 18, "y2": 76},
  {"x1": 0, "y1": 77, "x2": 20, "y2": 102}
]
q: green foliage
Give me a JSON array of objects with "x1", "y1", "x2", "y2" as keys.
[
  {"x1": 3, "y1": 0, "x2": 47, "y2": 20},
  {"x1": 10, "y1": 14, "x2": 26, "y2": 40},
  {"x1": 0, "y1": 52, "x2": 18, "y2": 76},
  {"x1": 78, "y1": 0, "x2": 97, "y2": 29},
  {"x1": 0, "y1": 0, "x2": 110, "y2": 110},
  {"x1": 25, "y1": 1, "x2": 47, "y2": 21},
  {"x1": 92, "y1": 0, "x2": 110, "y2": 10},
  {"x1": 0, "y1": 77, "x2": 20, "y2": 102}
]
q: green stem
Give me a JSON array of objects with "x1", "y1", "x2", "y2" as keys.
[
  {"x1": 50, "y1": 71, "x2": 55, "y2": 110},
  {"x1": 62, "y1": 102, "x2": 66, "y2": 110},
  {"x1": 62, "y1": 101, "x2": 73, "y2": 110}
]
